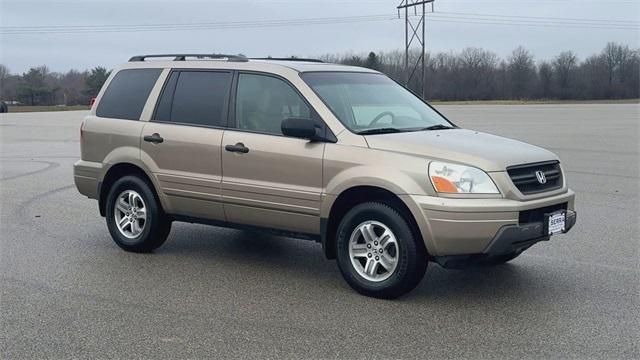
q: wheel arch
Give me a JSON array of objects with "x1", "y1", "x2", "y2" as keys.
[
  {"x1": 321, "y1": 185, "x2": 425, "y2": 260},
  {"x1": 99, "y1": 162, "x2": 163, "y2": 217}
]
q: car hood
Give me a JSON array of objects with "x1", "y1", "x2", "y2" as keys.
[{"x1": 364, "y1": 129, "x2": 558, "y2": 172}]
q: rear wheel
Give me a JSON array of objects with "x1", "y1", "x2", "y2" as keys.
[
  {"x1": 336, "y1": 202, "x2": 427, "y2": 299},
  {"x1": 105, "y1": 175, "x2": 171, "y2": 253}
]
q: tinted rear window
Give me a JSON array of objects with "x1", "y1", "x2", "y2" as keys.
[
  {"x1": 154, "y1": 71, "x2": 232, "y2": 127},
  {"x1": 153, "y1": 72, "x2": 179, "y2": 123},
  {"x1": 96, "y1": 69, "x2": 161, "y2": 120}
]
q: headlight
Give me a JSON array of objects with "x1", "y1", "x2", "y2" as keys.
[{"x1": 429, "y1": 161, "x2": 499, "y2": 194}]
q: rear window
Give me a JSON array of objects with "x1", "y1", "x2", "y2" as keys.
[
  {"x1": 96, "y1": 68, "x2": 161, "y2": 120},
  {"x1": 154, "y1": 71, "x2": 232, "y2": 127}
]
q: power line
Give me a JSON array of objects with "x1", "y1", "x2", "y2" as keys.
[
  {"x1": 1, "y1": 12, "x2": 637, "y2": 35},
  {"x1": 437, "y1": 11, "x2": 639, "y2": 24},
  {"x1": 426, "y1": 18, "x2": 638, "y2": 30},
  {"x1": 428, "y1": 14, "x2": 639, "y2": 28},
  {"x1": 0, "y1": 15, "x2": 396, "y2": 34},
  {"x1": 0, "y1": 14, "x2": 395, "y2": 30}
]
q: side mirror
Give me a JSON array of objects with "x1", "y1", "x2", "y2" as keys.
[{"x1": 281, "y1": 117, "x2": 321, "y2": 140}]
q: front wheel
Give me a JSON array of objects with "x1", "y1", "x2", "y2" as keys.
[
  {"x1": 336, "y1": 202, "x2": 427, "y2": 299},
  {"x1": 105, "y1": 175, "x2": 171, "y2": 253}
]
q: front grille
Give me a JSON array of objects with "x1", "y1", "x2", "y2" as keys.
[
  {"x1": 519, "y1": 202, "x2": 567, "y2": 224},
  {"x1": 507, "y1": 161, "x2": 563, "y2": 195}
]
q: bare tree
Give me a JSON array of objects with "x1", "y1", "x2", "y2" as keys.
[
  {"x1": 552, "y1": 51, "x2": 578, "y2": 99},
  {"x1": 59, "y1": 69, "x2": 89, "y2": 105},
  {"x1": 457, "y1": 47, "x2": 498, "y2": 100},
  {"x1": 602, "y1": 42, "x2": 640, "y2": 98},
  {"x1": 507, "y1": 46, "x2": 536, "y2": 99},
  {"x1": 0, "y1": 64, "x2": 9, "y2": 99},
  {"x1": 537, "y1": 61, "x2": 553, "y2": 99},
  {"x1": 580, "y1": 54, "x2": 608, "y2": 99},
  {"x1": 3, "y1": 44, "x2": 638, "y2": 105}
]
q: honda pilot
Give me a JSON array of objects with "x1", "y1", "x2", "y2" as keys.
[{"x1": 74, "y1": 54, "x2": 576, "y2": 298}]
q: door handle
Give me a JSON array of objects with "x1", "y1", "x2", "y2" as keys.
[
  {"x1": 225, "y1": 142, "x2": 249, "y2": 154},
  {"x1": 143, "y1": 133, "x2": 163, "y2": 144}
]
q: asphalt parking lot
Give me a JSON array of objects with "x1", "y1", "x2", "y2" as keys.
[{"x1": 1, "y1": 104, "x2": 638, "y2": 359}]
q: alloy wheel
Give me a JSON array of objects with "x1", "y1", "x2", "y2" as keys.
[
  {"x1": 114, "y1": 190, "x2": 147, "y2": 239},
  {"x1": 348, "y1": 220, "x2": 399, "y2": 282}
]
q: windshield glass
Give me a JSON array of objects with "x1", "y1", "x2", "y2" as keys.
[{"x1": 301, "y1": 72, "x2": 453, "y2": 134}]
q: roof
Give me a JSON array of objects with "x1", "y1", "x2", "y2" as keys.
[
  {"x1": 120, "y1": 54, "x2": 379, "y2": 74},
  {"x1": 250, "y1": 59, "x2": 378, "y2": 73}
]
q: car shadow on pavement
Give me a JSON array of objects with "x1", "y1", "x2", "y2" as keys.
[
  {"x1": 158, "y1": 224, "x2": 341, "y2": 278},
  {"x1": 412, "y1": 264, "x2": 533, "y2": 299},
  {"x1": 155, "y1": 224, "x2": 569, "y2": 302}
]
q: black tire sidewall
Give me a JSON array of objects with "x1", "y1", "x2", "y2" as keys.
[
  {"x1": 105, "y1": 175, "x2": 168, "y2": 252},
  {"x1": 336, "y1": 202, "x2": 427, "y2": 298}
]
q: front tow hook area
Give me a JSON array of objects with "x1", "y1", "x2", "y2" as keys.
[{"x1": 432, "y1": 210, "x2": 576, "y2": 269}]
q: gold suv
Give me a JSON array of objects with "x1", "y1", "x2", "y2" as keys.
[{"x1": 74, "y1": 54, "x2": 576, "y2": 298}]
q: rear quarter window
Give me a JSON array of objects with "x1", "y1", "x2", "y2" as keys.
[{"x1": 96, "y1": 68, "x2": 162, "y2": 120}]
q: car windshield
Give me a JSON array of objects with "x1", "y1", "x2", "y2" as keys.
[{"x1": 301, "y1": 72, "x2": 453, "y2": 134}]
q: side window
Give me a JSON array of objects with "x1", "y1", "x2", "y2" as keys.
[
  {"x1": 153, "y1": 72, "x2": 179, "y2": 122},
  {"x1": 154, "y1": 71, "x2": 232, "y2": 127},
  {"x1": 96, "y1": 68, "x2": 161, "y2": 120},
  {"x1": 235, "y1": 73, "x2": 311, "y2": 135}
]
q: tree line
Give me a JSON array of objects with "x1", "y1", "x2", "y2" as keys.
[
  {"x1": 0, "y1": 65, "x2": 110, "y2": 106},
  {"x1": 323, "y1": 42, "x2": 639, "y2": 101},
  {"x1": 0, "y1": 42, "x2": 637, "y2": 106}
]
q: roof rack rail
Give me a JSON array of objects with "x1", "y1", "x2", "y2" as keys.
[
  {"x1": 251, "y1": 57, "x2": 324, "y2": 63},
  {"x1": 128, "y1": 54, "x2": 248, "y2": 62}
]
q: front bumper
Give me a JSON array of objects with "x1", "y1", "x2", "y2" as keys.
[
  {"x1": 401, "y1": 189, "x2": 576, "y2": 257},
  {"x1": 432, "y1": 211, "x2": 576, "y2": 268},
  {"x1": 483, "y1": 210, "x2": 576, "y2": 255}
]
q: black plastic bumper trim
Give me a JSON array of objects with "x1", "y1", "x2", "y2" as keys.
[
  {"x1": 432, "y1": 210, "x2": 576, "y2": 269},
  {"x1": 484, "y1": 209, "x2": 576, "y2": 256}
]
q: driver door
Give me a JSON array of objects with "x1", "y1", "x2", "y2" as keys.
[{"x1": 221, "y1": 73, "x2": 325, "y2": 234}]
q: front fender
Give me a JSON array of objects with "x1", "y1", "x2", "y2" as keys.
[
  {"x1": 324, "y1": 165, "x2": 426, "y2": 197},
  {"x1": 323, "y1": 144, "x2": 436, "y2": 197}
]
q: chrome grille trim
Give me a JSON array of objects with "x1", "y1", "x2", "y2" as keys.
[{"x1": 507, "y1": 161, "x2": 563, "y2": 195}]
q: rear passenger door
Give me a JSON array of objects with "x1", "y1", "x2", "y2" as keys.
[
  {"x1": 84, "y1": 68, "x2": 161, "y2": 165},
  {"x1": 221, "y1": 72, "x2": 325, "y2": 234},
  {"x1": 141, "y1": 70, "x2": 232, "y2": 220}
]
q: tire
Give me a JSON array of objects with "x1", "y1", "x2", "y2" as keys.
[
  {"x1": 336, "y1": 202, "x2": 427, "y2": 299},
  {"x1": 105, "y1": 175, "x2": 171, "y2": 253},
  {"x1": 482, "y1": 251, "x2": 522, "y2": 266}
]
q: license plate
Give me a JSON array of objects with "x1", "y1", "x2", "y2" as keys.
[{"x1": 547, "y1": 211, "x2": 566, "y2": 235}]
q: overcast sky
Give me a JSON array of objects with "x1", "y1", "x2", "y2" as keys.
[{"x1": 1, "y1": 0, "x2": 638, "y2": 74}]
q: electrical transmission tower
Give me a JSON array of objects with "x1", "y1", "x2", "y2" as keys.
[{"x1": 397, "y1": 0, "x2": 434, "y2": 99}]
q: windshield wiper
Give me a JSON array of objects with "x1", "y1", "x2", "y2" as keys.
[
  {"x1": 418, "y1": 124, "x2": 456, "y2": 131},
  {"x1": 356, "y1": 127, "x2": 405, "y2": 135},
  {"x1": 357, "y1": 124, "x2": 455, "y2": 135}
]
